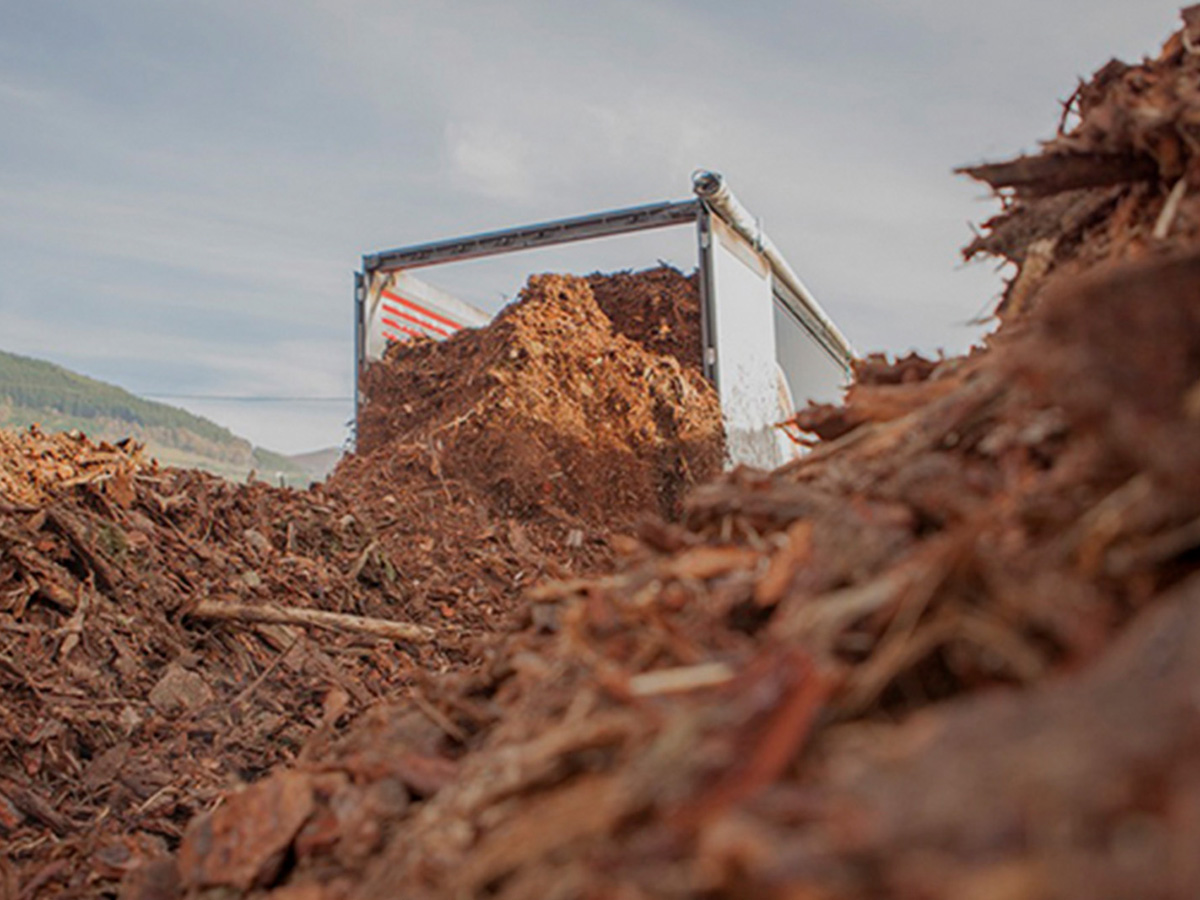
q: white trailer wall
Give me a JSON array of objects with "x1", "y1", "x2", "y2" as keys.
[{"x1": 705, "y1": 215, "x2": 799, "y2": 469}]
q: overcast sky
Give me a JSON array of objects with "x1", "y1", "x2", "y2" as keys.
[{"x1": 0, "y1": 1, "x2": 1183, "y2": 453}]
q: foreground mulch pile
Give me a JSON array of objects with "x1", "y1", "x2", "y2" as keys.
[
  {"x1": 192, "y1": 279, "x2": 1198, "y2": 887},
  {"x1": 7, "y1": 10, "x2": 1200, "y2": 897}
]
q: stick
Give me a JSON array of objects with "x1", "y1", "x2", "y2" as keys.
[
  {"x1": 1153, "y1": 177, "x2": 1188, "y2": 240},
  {"x1": 230, "y1": 632, "x2": 304, "y2": 710},
  {"x1": 188, "y1": 599, "x2": 436, "y2": 644},
  {"x1": 628, "y1": 662, "x2": 735, "y2": 696},
  {"x1": 956, "y1": 152, "x2": 1157, "y2": 196}
]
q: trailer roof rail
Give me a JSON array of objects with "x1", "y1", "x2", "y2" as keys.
[{"x1": 364, "y1": 199, "x2": 701, "y2": 273}]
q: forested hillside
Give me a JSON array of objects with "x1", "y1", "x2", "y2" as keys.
[{"x1": 0, "y1": 349, "x2": 311, "y2": 483}]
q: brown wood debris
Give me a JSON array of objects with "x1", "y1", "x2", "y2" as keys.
[{"x1": 6, "y1": 11, "x2": 1200, "y2": 898}]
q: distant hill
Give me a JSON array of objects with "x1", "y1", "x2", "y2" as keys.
[
  {"x1": 0, "y1": 349, "x2": 314, "y2": 485},
  {"x1": 287, "y1": 445, "x2": 343, "y2": 480}
]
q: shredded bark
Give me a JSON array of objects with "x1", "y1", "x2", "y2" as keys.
[{"x1": 6, "y1": 11, "x2": 1200, "y2": 898}]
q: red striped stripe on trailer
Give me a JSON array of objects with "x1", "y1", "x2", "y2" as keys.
[
  {"x1": 380, "y1": 289, "x2": 464, "y2": 331},
  {"x1": 381, "y1": 303, "x2": 452, "y2": 338},
  {"x1": 381, "y1": 320, "x2": 428, "y2": 342}
]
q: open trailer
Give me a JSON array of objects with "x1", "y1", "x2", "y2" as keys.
[{"x1": 355, "y1": 171, "x2": 855, "y2": 469}]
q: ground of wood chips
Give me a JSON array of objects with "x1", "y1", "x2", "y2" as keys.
[{"x1": 5, "y1": 10, "x2": 1200, "y2": 898}]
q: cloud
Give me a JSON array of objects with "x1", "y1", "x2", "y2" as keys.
[
  {"x1": 0, "y1": 77, "x2": 55, "y2": 110},
  {"x1": 446, "y1": 119, "x2": 536, "y2": 202},
  {"x1": 0, "y1": 303, "x2": 349, "y2": 395}
]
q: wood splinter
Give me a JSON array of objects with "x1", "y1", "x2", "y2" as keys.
[{"x1": 187, "y1": 599, "x2": 436, "y2": 644}]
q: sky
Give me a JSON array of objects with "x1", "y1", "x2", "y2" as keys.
[{"x1": 0, "y1": 1, "x2": 1184, "y2": 454}]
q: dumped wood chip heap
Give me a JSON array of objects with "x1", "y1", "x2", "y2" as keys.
[
  {"x1": 350, "y1": 268, "x2": 720, "y2": 530},
  {"x1": 4, "y1": 9, "x2": 1200, "y2": 899}
]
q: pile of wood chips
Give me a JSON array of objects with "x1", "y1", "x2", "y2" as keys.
[{"x1": 7, "y1": 9, "x2": 1200, "y2": 898}]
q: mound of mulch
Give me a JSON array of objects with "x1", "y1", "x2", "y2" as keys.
[
  {"x1": 324, "y1": 265, "x2": 723, "y2": 653},
  {"x1": 350, "y1": 268, "x2": 722, "y2": 529}
]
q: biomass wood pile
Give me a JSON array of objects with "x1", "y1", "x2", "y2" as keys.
[{"x1": 6, "y1": 10, "x2": 1200, "y2": 898}]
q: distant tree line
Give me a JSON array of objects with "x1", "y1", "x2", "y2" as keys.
[{"x1": 0, "y1": 350, "x2": 236, "y2": 446}]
